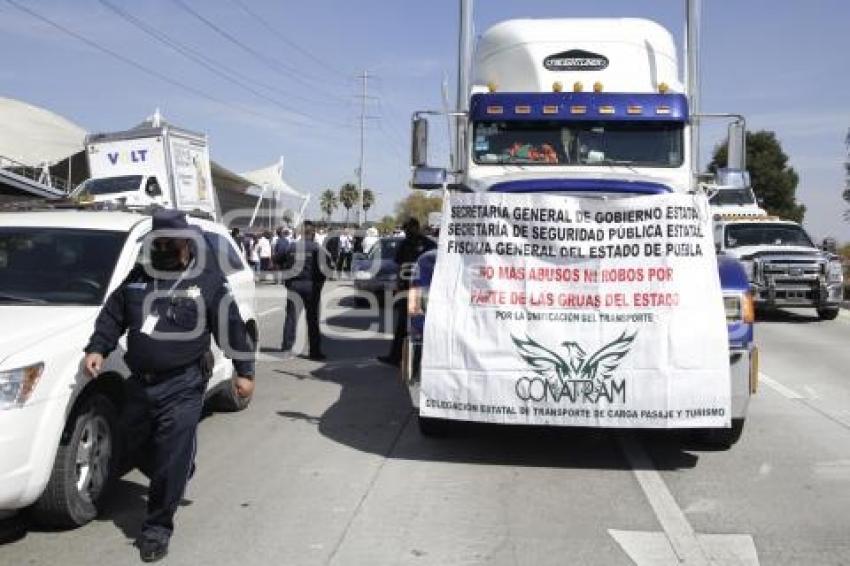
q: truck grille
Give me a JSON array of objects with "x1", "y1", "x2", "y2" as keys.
[{"x1": 760, "y1": 259, "x2": 821, "y2": 280}]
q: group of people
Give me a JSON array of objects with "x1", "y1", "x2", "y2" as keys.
[{"x1": 229, "y1": 226, "x2": 295, "y2": 277}]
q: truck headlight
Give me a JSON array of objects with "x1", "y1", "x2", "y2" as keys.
[
  {"x1": 827, "y1": 260, "x2": 844, "y2": 283},
  {"x1": 741, "y1": 260, "x2": 754, "y2": 281},
  {"x1": 0, "y1": 363, "x2": 44, "y2": 409},
  {"x1": 724, "y1": 293, "x2": 754, "y2": 323}
]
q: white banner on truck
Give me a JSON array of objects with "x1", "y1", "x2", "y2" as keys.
[
  {"x1": 420, "y1": 192, "x2": 731, "y2": 428},
  {"x1": 169, "y1": 136, "x2": 213, "y2": 211}
]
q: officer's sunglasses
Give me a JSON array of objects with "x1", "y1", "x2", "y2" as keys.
[{"x1": 151, "y1": 238, "x2": 184, "y2": 252}]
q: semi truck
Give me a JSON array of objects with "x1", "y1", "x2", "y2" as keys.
[
  {"x1": 402, "y1": 0, "x2": 757, "y2": 446},
  {"x1": 72, "y1": 114, "x2": 217, "y2": 219}
]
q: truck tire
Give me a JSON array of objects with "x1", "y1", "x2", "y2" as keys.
[
  {"x1": 693, "y1": 418, "x2": 745, "y2": 449},
  {"x1": 417, "y1": 416, "x2": 453, "y2": 437},
  {"x1": 29, "y1": 394, "x2": 118, "y2": 528},
  {"x1": 204, "y1": 378, "x2": 252, "y2": 413},
  {"x1": 817, "y1": 307, "x2": 839, "y2": 321}
]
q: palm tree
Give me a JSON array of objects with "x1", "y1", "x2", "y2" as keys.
[
  {"x1": 362, "y1": 188, "x2": 375, "y2": 222},
  {"x1": 338, "y1": 183, "x2": 360, "y2": 224},
  {"x1": 319, "y1": 189, "x2": 338, "y2": 222}
]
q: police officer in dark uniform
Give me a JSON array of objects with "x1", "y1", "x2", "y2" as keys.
[
  {"x1": 83, "y1": 209, "x2": 255, "y2": 563},
  {"x1": 378, "y1": 217, "x2": 436, "y2": 366},
  {"x1": 280, "y1": 220, "x2": 331, "y2": 360}
]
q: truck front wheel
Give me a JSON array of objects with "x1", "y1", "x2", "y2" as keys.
[
  {"x1": 30, "y1": 394, "x2": 118, "y2": 528},
  {"x1": 817, "y1": 307, "x2": 839, "y2": 321},
  {"x1": 418, "y1": 416, "x2": 453, "y2": 437},
  {"x1": 693, "y1": 418, "x2": 745, "y2": 449}
]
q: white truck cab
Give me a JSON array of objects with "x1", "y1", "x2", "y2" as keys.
[{"x1": 0, "y1": 207, "x2": 257, "y2": 527}]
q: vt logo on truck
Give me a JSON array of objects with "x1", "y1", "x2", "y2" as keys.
[
  {"x1": 512, "y1": 330, "x2": 636, "y2": 404},
  {"x1": 106, "y1": 149, "x2": 149, "y2": 165}
]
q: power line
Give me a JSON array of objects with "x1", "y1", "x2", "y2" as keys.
[
  {"x1": 226, "y1": 0, "x2": 350, "y2": 80},
  {"x1": 169, "y1": 0, "x2": 348, "y2": 104},
  {"x1": 96, "y1": 0, "x2": 349, "y2": 129},
  {"x1": 4, "y1": 0, "x2": 351, "y2": 137}
]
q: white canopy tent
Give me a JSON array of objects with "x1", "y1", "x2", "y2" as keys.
[
  {"x1": 0, "y1": 97, "x2": 86, "y2": 167},
  {"x1": 239, "y1": 157, "x2": 310, "y2": 228},
  {"x1": 0, "y1": 97, "x2": 87, "y2": 199}
]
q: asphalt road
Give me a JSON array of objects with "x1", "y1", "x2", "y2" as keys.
[{"x1": 2, "y1": 282, "x2": 850, "y2": 565}]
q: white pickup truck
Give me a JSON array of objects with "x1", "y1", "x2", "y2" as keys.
[{"x1": 0, "y1": 207, "x2": 257, "y2": 528}]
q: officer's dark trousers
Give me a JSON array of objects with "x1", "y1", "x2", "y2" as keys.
[
  {"x1": 387, "y1": 293, "x2": 408, "y2": 362},
  {"x1": 282, "y1": 281, "x2": 323, "y2": 355},
  {"x1": 122, "y1": 365, "x2": 205, "y2": 543}
]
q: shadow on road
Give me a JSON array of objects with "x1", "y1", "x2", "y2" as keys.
[
  {"x1": 756, "y1": 307, "x2": 823, "y2": 324},
  {"x1": 275, "y1": 298, "x2": 704, "y2": 473}
]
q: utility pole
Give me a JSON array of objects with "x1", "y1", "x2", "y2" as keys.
[
  {"x1": 356, "y1": 70, "x2": 369, "y2": 227},
  {"x1": 844, "y1": 128, "x2": 850, "y2": 216}
]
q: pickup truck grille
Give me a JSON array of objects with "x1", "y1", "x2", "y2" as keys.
[{"x1": 760, "y1": 259, "x2": 822, "y2": 280}]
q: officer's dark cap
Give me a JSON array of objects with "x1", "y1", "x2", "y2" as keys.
[{"x1": 141, "y1": 209, "x2": 201, "y2": 241}]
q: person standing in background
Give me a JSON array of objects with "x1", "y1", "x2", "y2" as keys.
[
  {"x1": 257, "y1": 231, "x2": 273, "y2": 276},
  {"x1": 378, "y1": 218, "x2": 436, "y2": 367},
  {"x1": 280, "y1": 221, "x2": 331, "y2": 360}
]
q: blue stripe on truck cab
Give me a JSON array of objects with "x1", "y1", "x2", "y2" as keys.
[
  {"x1": 470, "y1": 92, "x2": 689, "y2": 122},
  {"x1": 488, "y1": 178, "x2": 671, "y2": 194}
]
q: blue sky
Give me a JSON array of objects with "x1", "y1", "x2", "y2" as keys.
[{"x1": 1, "y1": 0, "x2": 848, "y2": 240}]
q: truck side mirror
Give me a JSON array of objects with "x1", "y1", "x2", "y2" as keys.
[
  {"x1": 145, "y1": 178, "x2": 162, "y2": 197},
  {"x1": 822, "y1": 237, "x2": 837, "y2": 253},
  {"x1": 727, "y1": 120, "x2": 746, "y2": 171},
  {"x1": 411, "y1": 117, "x2": 428, "y2": 167}
]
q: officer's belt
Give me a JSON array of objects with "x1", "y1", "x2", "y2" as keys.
[{"x1": 135, "y1": 360, "x2": 200, "y2": 386}]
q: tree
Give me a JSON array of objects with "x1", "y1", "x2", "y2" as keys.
[
  {"x1": 376, "y1": 215, "x2": 396, "y2": 235},
  {"x1": 362, "y1": 188, "x2": 375, "y2": 222},
  {"x1": 338, "y1": 182, "x2": 360, "y2": 224},
  {"x1": 709, "y1": 130, "x2": 805, "y2": 222},
  {"x1": 395, "y1": 192, "x2": 443, "y2": 226},
  {"x1": 319, "y1": 189, "x2": 338, "y2": 222}
]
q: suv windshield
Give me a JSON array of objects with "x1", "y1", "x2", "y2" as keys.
[
  {"x1": 725, "y1": 223, "x2": 814, "y2": 249},
  {"x1": 0, "y1": 228, "x2": 127, "y2": 305},
  {"x1": 473, "y1": 121, "x2": 684, "y2": 167},
  {"x1": 77, "y1": 175, "x2": 143, "y2": 196},
  {"x1": 710, "y1": 188, "x2": 757, "y2": 206}
]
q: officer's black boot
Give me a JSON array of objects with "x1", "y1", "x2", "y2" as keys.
[{"x1": 139, "y1": 538, "x2": 169, "y2": 562}]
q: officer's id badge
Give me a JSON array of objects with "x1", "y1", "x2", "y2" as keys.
[{"x1": 186, "y1": 285, "x2": 202, "y2": 299}]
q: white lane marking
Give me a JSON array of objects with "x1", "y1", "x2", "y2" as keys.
[
  {"x1": 611, "y1": 434, "x2": 759, "y2": 565},
  {"x1": 758, "y1": 372, "x2": 804, "y2": 399},
  {"x1": 259, "y1": 306, "x2": 283, "y2": 317},
  {"x1": 617, "y1": 434, "x2": 710, "y2": 565}
]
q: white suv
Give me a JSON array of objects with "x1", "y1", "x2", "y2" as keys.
[{"x1": 0, "y1": 209, "x2": 257, "y2": 527}]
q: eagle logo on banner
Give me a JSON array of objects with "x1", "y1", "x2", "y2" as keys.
[{"x1": 511, "y1": 331, "x2": 637, "y2": 404}]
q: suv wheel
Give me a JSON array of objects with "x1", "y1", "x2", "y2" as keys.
[{"x1": 30, "y1": 394, "x2": 118, "y2": 528}]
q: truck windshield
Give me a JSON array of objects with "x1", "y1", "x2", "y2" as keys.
[
  {"x1": 725, "y1": 224, "x2": 814, "y2": 249},
  {"x1": 78, "y1": 175, "x2": 143, "y2": 195},
  {"x1": 473, "y1": 121, "x2": 683, "y2": 167},
  {"x1": 0, "y1": 228, "x2": 126, "y2": 305},
  {"x1": 709, "y1": 188, "x2": 757, "y2": 206}
]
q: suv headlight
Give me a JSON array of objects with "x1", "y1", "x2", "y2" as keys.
[
  {"x1": 723, "y1": 293, "x2": 754, "y2": 323},
  {"x1": 0, "y1": 363, "x2": 44, "y2": 409},
  {"x1": 827, "y1": 260, "x2": 844, "y2": 283}
]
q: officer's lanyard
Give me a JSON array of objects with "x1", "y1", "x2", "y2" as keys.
[{"x1": 153, "y1": 258, "x2": 195, "y2": 298}]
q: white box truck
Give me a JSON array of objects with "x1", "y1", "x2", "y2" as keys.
[{"x1": 73, "y1": 121, "x2": 217, "y2": 219}]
